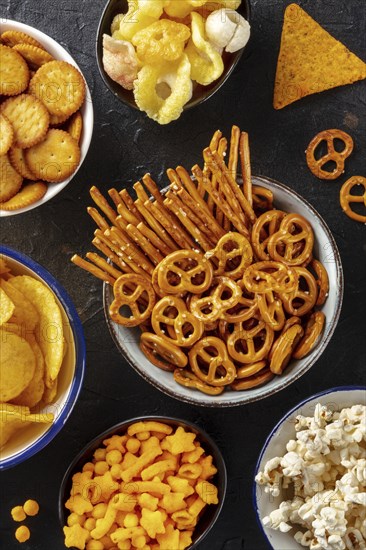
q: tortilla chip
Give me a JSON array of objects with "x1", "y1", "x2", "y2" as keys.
[{"x1": 274, "y1": 3, "x2": 366, "y2": 109}]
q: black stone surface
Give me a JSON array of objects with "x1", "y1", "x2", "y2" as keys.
[{"x1": 0, "y1": 1, "x2": 365, "y2": 549}]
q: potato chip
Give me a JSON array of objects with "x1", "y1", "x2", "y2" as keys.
[
  {"x1": 1, "y1": 278, "x2": 39, "y2": 331},
  {"x1": 9, "y1": 275, "x2": 64, "y2": 384},
  {"x1": 42, "y1": 378, "x2": 58, "y2": 404},
  {"x1": 274, "y1": 3, "x2": 366, "y2": 109},
  {"x1": 11, "y1": 335, "x2": 45, "y2": 409},
  {"x1": 0, "y1": 287, "x2": 15, "y2": 325},
  {"x1": 0, "y1": 403, "x2": 53, "y2": 448},
  {"x1": 0, "y1": 330, "x2": 36, "y2": 401}
]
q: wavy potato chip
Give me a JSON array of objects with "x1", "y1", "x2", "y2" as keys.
[
  {"x1": 0, "y1": 403, "x2": 53, "y2": 448},
  {"x1": 0, "y1": 329, "x2": 36, "y2": 402},
  {"x1": 11, "y1": 335, "x2": 45, "y2": 409},
  {"x1": 0, "y1": 287, "x2": 15, "y2": 325},
  {"x1": 1, "y1": 278, "x2": 39, "y2": 331},
  {"x1": 9, "y1": 275, "x2": 64, "y2": 385}
]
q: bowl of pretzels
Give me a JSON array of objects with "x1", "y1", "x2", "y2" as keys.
[{"x1": 73, "y1": 125, "x2": 343, "y2": 407}]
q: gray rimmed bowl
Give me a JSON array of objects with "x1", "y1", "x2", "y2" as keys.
[
  {"x1": 96, "y1": 0, "x2": 251, "y2": 113},
  {"x1": 59, "y1": 415, "x2": 227, "y2": 549},
  {"x1": 103, "y1": 175, "x2": 344, "y2": 407}
]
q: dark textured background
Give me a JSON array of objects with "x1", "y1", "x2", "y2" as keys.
[{"x1": 0, "y1": 1, "x2": 365, "y2": 549}]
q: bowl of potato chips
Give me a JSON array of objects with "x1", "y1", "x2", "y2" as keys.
[
  {"x1": 96, "y1": 0, "x2": 251, "y2": 124},
  {"x1": 0, "y1": 245, "x2": 85, "y2": 469},
  {"x1": 59, "y1": 416, "x2": 226, "y2": 549},
  {"x1": 0, "y1": 19, "x2": 93, "y2": 216}
]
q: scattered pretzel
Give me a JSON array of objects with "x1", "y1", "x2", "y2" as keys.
[
  {"x1": 154, "y1": 249, "x2": 213, "y2": 295},
  {"x1": 109, "y1": 274, "x2": 156, "y2": 327},
  {"x1": 151, "y1": 295, "x2": 204, "y2": 347},
  {"x1": 205, "y1": 232, "x2": 253, "y2": 280},
  {"x1": 340, "y1": 176, "x2": 366, "y2": 223},
  {"x1": 243, "y1": 261, "x2": 298, "y2": 294},
  {"x1": 189, "y1": 277, "x2": 242, "y2": 323},
  {"x1": 188, "y1": 336, "x2": 237, "y2": 387},
  {"x1": 306, "y1": 129, "x2": 354, "y2": 180},
  {"x1": 267, "y1": 213, "x2": 314, "y2": 266}
]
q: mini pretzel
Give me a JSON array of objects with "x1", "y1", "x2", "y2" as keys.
[
  {"x1": 280, "y1": 267, "x2": 318, "y2": 317},
  {"x1": 270, "y1": 324, "x2": 304, "y2": 374},
  {"x1": 206, "y1": 232, "x2": 253, "y2": 280},
  {"x1": 268, "y1": 214, "x2": 314, "y2": 266},
  {"x1": 252, "y1": 185, "x2": 274, "y2": 212},
  {"x1": 231, "y1": 368, "x2": 274, "y2": 391},
  {"x1": 223, "y1": 281, "x2": 258, "y2": 324},
  {"x1": 306, "y1": 129, "x2": 354, "y2": 180},
  {"x1": 236, "y1": 360, "x2": 267, "y2": 379},
  {"x1": 256, "y1": 291, "x2": 286, "y2": 331},
  {"x1": 293, "y1": 311, "x2": 325, "y2": 359},
  {"x1": 189, "y1": 277, "x2": 242, "y2": 323},
  {"x1": 310, "y1": 259, "x2": 329, "y2": 306},
  {"x1": 188, "y1": 336, "x2": 236, "y2": 387},
  {"x1": 340, "y1": 176, "x2": 366, "y2": 223},
  {"x1": 140, "y1": 333, "x2": 188, "y2": 371},
  {"x1": 227, "y1": 317, "x2": 274, "y2": 364},
  {"x1": 109, "y1": 274, "x2": 156, "y2": 327},
  {"x1": 154, "y1": 249, "x2": 213, "y2": 295},
  {"x1": 243, "y1": 261, "x2": 298, "y2": 294},
  {"x1": 173, "y1": 369, "x2": 224, "y2": 395},
  {"x1": 151, "y1": 295, "x2": 204, "y2": 347},
  {"x1": 251, "y1": 210, "x2": 286, "y2": 261}
]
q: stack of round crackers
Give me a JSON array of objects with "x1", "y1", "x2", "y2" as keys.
[{"x1": 0, "y1": 30, "x2": 85, "y2": 212}]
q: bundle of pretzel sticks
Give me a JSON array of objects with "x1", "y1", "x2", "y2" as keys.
[{"x1": 72, "y1": 125, "x2": 329, "y2": 396}]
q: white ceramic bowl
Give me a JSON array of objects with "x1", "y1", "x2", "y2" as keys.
[
  {"x1": 0, "y1": 245, "x2": 85, "y2": 469},
  {"x1": 0, "y1": 19, "x2": 93, "y2": 217},
  {"x1": 103, "y1": 175, "x2": 344, "y2": 407},
  {"x1": 253, "y1": 386, "x2": 366, "y2": 549}
]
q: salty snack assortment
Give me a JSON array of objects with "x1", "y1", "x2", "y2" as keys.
[
  {"x1": 256, "y1": 403, "x2": 366, "y2": 550},
  {"x1": 72, "y1": 125, "x2": 329, "y2": 397},
  {"x1": 0, "y1": 255, "x2": 67, "y2": 448},
  {"x1": 63, "y1": 420, "x2": 219, "y2": 550},
  {"x1": 102, "y1": 0, "x2": 250, "y2": 123},
  {"x1": 0, "y1": 29, "x2": 85, "y2": 211}
]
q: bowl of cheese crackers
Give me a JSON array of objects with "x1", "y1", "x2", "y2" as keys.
[
  {"x1": 0, "y1": 20, "x2": 93, "y2": 216},
  {"x1": 0, "y1": 245, "x2": 85, "y2": 469},
  {"x1": 59, "y1": 416, "x2": 226, "y2": 549}
]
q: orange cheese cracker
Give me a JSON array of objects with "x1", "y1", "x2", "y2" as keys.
[{"x1": 274, "y1": 3, "x2": 366, "y2": 109}]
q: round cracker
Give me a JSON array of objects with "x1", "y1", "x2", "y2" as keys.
[
  {"x1": 0, "y1": 113, "x2": 14, "y2": 155},
  {"x1": 1, "y1": 30, "x2": 45, "y2": 50},
  {"x1": 1, "y1": 93, "x2": 50, "y2": 148},
  {"x1": 0, "y1": 153, "x2": 23, "y2": 202},
  {"x1": 9, "y1": 146, "x2": 38, "y2": 180},
  {"x1": 29, "y1": 60, "x2": 85, "y2": 118},
  {"x1": 0, "y1": 44, "x2": 29, "y2": 96},
  {"x1": 0, "y1": 181, "x2": 47, "y2": 211},
  {"x1": 50, "y1": 112, "x2": 71, "y2": 126},
  {"x1": 66, "y1": 110, "x2": 83, "y2": 144},
  {"x1": 13, "y1": 44, "x2": 54, "y2": 69},
  {"x1": 0, "y1": 330, "x2": 36, "y2": 402},
  {"x1": 25, "y1": 129, "x2": 80, "y2": 183}
]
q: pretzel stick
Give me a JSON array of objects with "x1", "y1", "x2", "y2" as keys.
[
  {"x1": 92, "y1": 237, "x2": 134, "y2": 274},
  {"x1": 108, "y1": 227, "x2": 154, "y2": 275},
  {"x1": 117, "y1": 201, "x2": 141, "y2": 226},
  {"x1": 133, "y1": 181, "x2": 149, "y2": 203},
  {"x1": 86, "y1": 252, "x2": 124, "y2": 279},
  {"x1": 90, "y1": 186, "x2": 117, "y2": 224},
  {"x1": 229, "y1": 125, "x2": 240, "y2": 179},
  {"x1": 126, "y1": 224, "x2": 164, "y2": 265},
  {"x1": 172, "y1": 166, "x2": 216, "y2": 223},
  {"x1": 166, "y1": 189, "x2": 218, "y2": 244},
  {"x1": 119, "y1": 189, "x2": 144, "y2": 223},
  {"x1": 87, "y1": 207, "x2": 110, "y2": 231},
  {"x1": 207, "y1": 148, "x2": 256, "y2": 225},
  {"x1": 215, "y1": 137, "x2": 230, "y2": 228},
  {"x1": 142, "y1": 174, "x2": 164, "y2": 205},
  {"x1": 135, "y1": 199, "x2": 178, "y2": 251},
  {"x1": 192, "y1": 164, "x2": 250, "y2": 237},
  {"x1": 148, "y1": 200, "x2": 196, "y2": 250},
  {"x1": 164, "y1": 196, "x2": 212, "y2": 251},
  {"x1": 137, "y1": 221, "x2": 173, "y2": 257},
  {"x1": 108, "y1": 188, "x2": 124, "y2": 208},
  {"x1": 95, "y1": 230, "x2": 148, "y2": 277},
  {"x1": 239, "y1": 131, "x2": 253, "y2": 207},
  {"x1": 71, "y1": 255, "x2": 115, "y2": 285}
]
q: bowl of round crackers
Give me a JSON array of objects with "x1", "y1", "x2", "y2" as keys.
[
  {"x1": 0, "y1": 20, "x2": 93, "y2": 216},
  {"x1": 0, "y1": 245, "x2": 86, "y2": 469}
]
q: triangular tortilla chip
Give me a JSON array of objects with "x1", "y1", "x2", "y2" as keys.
[{"x1": 274, "y1": 3, "x2": 366, "y2": 109}]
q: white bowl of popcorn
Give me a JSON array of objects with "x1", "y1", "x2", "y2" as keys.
[{"x1": 254, "y1": 386, "x2": 366, "y2": 550}]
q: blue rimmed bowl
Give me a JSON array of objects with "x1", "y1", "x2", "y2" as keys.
[
  {"x1": 0, "y1": 245, "x2": 85, "y2": 470},
  {"x1": 253, "y1": 386, "x2": 366, "y2": 549},
  {"x1": 59, "y1": 415, "x2": 227, "y2": 549}
]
